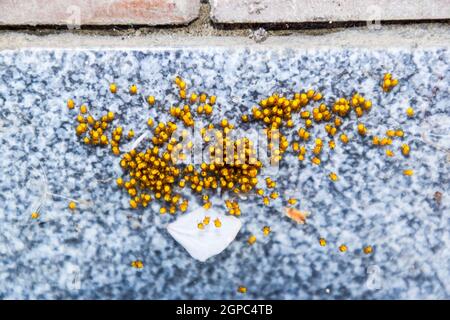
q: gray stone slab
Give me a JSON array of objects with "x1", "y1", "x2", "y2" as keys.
[
  {"x1": 0, "y1": 32, "x2": 449, "y2": 299},
  {"x1": 211, "y1": 0, "x2": 450, "y2": 23}
]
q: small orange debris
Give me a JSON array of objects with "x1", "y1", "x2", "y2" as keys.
[{"x1": 285, "y1": 207, "x2": 309, "y2": 224}]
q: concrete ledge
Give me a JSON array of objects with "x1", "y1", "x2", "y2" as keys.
[
  {"x1": 211, "y1": 0, "x2": 450, "y2": 23},
  {"x1": 0, "y1": 25, "x2": 449, "y2": 50},
  {"x1": 0, "y1": 0, "x2": 200, "y2": 26}
]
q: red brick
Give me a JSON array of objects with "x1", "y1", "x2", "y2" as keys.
[{"x1": 0, "y1": 0, "x2": 200, "y2": 26}]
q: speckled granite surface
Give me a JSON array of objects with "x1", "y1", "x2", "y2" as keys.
[{"x1": 0, "y1": 46, "x2": 449, "y2": 299}]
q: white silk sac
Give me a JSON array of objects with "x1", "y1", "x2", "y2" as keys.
[{"x1": 167, "y1": 207, "x2": 242, "y2": 262}]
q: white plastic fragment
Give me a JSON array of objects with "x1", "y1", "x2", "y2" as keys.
[{"x1": 167, "y1": 207, "x2": 242, "y2": 262}]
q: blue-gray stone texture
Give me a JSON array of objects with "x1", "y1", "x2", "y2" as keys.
[{"x1": 0, "y1": 47, "x2": 448, "y2": 299}]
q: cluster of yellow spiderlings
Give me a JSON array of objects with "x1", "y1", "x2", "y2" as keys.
[
  {"x1": 225, "y1": 200, "x2": 241, "y2": 216},
  {"x1": 253, "y1": 177, "x2": 278, "y2": 206},
  {"x1": 68, "y1": 99, "x2": 132, "y2": 156},
  {"x1": 68, "y1": 72, "x2": 414, "y2": 222},
  {"x1": 201, "y1": 134, "x2": 261, "y2": 191},
  {"x1": 92, "y1": 78, "x2": 264, "y2": 214},
  {"x1": 292, "y1": 141, "x2": 307, "y2": 161},
  {"x1": 66, "y1": 72, "x2": 420, "y2": 284},
  {"x1": 197, "y1": 215, "x2": 222, "y2": 230},
  {"x1": 250, "y1": 90, "x2": 322, "y2": 129},
  {"x1": 372, "y1": 128, "x2": 411, "y2": 159},
  {"x1": 248, "y1": 88, "x2": 378, "y2": 173},
  {"x1": 248, "y1": 75, "x2": 414, "y2": 184},
  {"x1": 170, "y1": 105, "x2": 195, "y2": 127},
  {"x1": 149, "y1": 121, "x2": 177, "y2": 146},
  {"x1": 117, "y1": 144, "x2": 190, "y2": 214},
  {"x1": 382, "y1": 73, "x2": 399, "y2": 92},
  {"x1": 170, "y1": 97, "x2": 215, "y2": 127}
]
